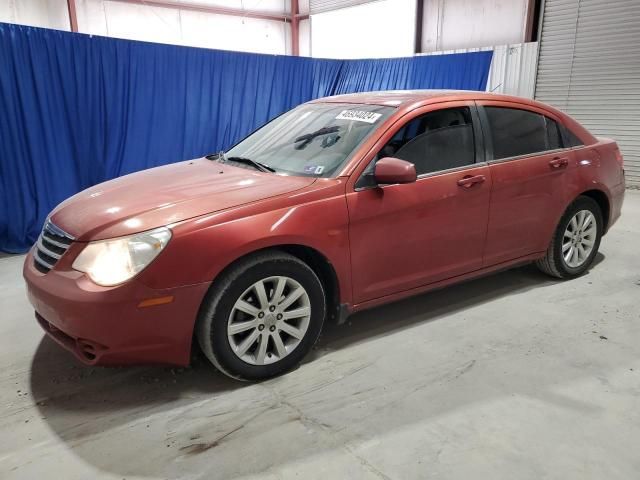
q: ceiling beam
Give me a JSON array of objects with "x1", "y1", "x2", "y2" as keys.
[{"x1": 110, "y1": 0, "x2": 292, "y2": 23}]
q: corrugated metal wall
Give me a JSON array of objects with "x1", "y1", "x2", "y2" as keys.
[
  {"x1": 420, "y1": 42, "x2": 539, "y2": 98},
  {"x1": 535, "y1": 0, "x2": 640, "y2": 187}
]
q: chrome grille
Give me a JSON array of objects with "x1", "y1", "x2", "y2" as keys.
[{"x1": 33, "y1": 221, "x2": 74, "y2": 273}]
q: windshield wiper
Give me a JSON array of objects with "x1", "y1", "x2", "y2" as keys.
[
  {"x1": 228, "y1": 156, "x2": 275, "y2": 173},
  {"x1": 294, "y1": 126, "x2": 340, "y2": 150},
  {"x1": 206, "y1": 151, "x2": 275, "y2": 173}
]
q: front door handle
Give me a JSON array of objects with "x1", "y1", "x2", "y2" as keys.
[
  {"x1": 457, "y1": 174, "x2": 486, "y2": 188},
  {"x1": 549, "y1": 157, "x2": 569, "y2": 169}
]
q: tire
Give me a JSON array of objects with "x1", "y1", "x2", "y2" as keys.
[
  {"x1": 536, "y1": 195, "x2": 603, "y2": 279},
  {"x1": 196, "y1": 251, "x2": 326, "y2": 381}
]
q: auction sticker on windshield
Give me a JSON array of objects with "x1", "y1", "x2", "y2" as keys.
[
  {"x1": 335, "y1": 110, "x2": 382, "y2": 123},
  {"x1": 304, "y1": 165, "x2": 324, "y2": 174}
]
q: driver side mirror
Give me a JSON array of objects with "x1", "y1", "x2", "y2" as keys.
[{"x1": 374, "y1": 157, "x2": 417, "y2": 185}]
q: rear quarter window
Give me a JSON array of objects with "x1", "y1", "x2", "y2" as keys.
[{"x1": 559, "y1": 123, "x2": 585, "y2": 148}]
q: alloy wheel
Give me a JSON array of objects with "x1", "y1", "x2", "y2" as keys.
[
  {"x1": 227, "y1": 276, "x2": 311, "y2": 365},
  {"x1": 562, "y1": 209, "x2": 597, "y2": 268}
]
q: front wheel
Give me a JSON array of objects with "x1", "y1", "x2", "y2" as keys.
[
  {"x1": 536, "y1": 196, "x2": 603, "y2": 278},
  {"x1": 196, "y1": 251, "x2": 326, "y2": 381}
]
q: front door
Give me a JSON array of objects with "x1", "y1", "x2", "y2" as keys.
[{"x1": 347, "y1": 103, "x2": 492, "y2": 304}]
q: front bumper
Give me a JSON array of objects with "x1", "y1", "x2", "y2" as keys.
[{"x1": 23, "y1": 247, "x2": 210, "y2": 366}]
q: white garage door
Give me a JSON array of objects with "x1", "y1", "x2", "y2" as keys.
[{"x1": 535, "y1": 0, "x2": 640, "y2": 187}]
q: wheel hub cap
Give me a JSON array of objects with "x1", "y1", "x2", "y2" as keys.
[{"x1": 263, "y1": 313, "x2": 277, "y2": 328}]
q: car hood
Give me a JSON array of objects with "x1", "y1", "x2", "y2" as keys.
[{"x1": 50, "y1": 158, "x2": 315, "y2": 241}]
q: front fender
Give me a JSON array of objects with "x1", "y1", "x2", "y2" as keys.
[{"x1": 136, "y1": 179, "x2": 352, "y2": 304}]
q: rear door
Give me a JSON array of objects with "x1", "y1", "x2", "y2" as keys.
[
  {"x1": 347, "y1": 102, "x2": 492, "y2": 304},
  {"x1": 478, "y1": 101, "x2": 575, "y2": 265}
]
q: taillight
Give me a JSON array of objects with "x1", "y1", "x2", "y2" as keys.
[
  {"x1": 614, "y1": 146, "x2": 625, "y2": 182},
  {"x1": 614, "y1": 147, "x2": 624, "y2": 166}
]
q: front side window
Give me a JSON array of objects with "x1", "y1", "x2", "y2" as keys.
[
  {"x1": 225, "y1": 103, "x2": 394, "y2": 178},
  {"x1": 484, "y1": 107, "x2": 564, "y2": 160},
  {"x1": 376, "y1": 107, "x2": 476, "y2": 176}
]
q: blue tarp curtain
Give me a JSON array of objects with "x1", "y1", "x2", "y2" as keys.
[{"x1": 0, "y1": 23, "x2": 492, "y2": 252}]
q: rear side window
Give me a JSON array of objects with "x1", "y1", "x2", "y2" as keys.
[
  {"x1": 484, "y1": 107, "x2": 563, "y2": 160},
  {"x1": 376, "y1": 107, "x2": 476, "y2": 175}
]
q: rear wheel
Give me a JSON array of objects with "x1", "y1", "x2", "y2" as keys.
[
  {"x1": 536, "y1": 196, "x2": 603, "y2": 278},
  {"x1": 196, "y1": 251, "x2": 326, "y2": 381}
]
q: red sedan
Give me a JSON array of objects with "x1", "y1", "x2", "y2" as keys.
[{"x1": 23, "y1": 90, "x2": 625, "y2": 380}]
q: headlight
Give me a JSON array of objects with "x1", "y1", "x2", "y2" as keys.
[{"x1": 72, "y1": 227, "x2": 172, "y2": 286}]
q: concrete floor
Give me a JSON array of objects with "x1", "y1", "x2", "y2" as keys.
[{"x1": 1, "y1": 191, "x2": 639, "y2": 480}]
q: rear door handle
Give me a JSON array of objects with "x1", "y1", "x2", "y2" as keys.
[
  {"x1": 457, "y1": 174, "x2": 486, "y2": 188},
  {"x1": 549, "y1": 157, "x2": 569, "y2": 169}
]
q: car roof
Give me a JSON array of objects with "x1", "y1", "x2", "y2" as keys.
[
  {"x1": 310, "y1": 89, "x2": 542, "y2": 109},
  {"x1": 308, "y1": 89, "x2": 596, "y2": 146}
]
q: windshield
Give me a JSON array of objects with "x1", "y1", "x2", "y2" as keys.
[{"x1": 225, "y1": 103, "x2": 394, "y2": 177}]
